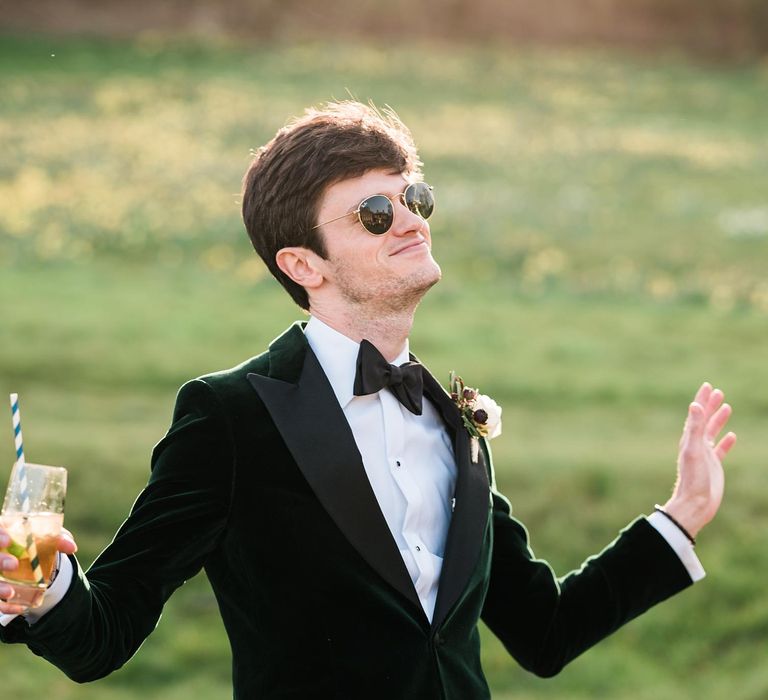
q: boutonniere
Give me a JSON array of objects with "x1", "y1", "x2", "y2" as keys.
[{"x1": 449, "y1": 371, "x2": 502, "y2": 463}]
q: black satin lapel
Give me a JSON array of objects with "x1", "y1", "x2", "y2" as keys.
[
  {"x1": 419, "y1": 366, "x2": 462, "y2": 435},
  {"x1": 247, "y1": 348, "x2": 422, "y2": 614},
  {"x1": 421, "y1": 369, "x2": 491, "y2": 631}
]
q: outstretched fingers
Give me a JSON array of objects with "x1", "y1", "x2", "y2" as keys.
[
  {"x1": 715, "y1": 432, "x2": 737, "y2": 461},
  {"x1": 705, "y1": 387, "x2": 724, "y2": 417},
  {"x1": 706, "y1": 402, "x2": 732, "y2": 443},
  {"x1": 682, "y1": 384, "x2": 735, "y2": 456},
  {"x1": 693, "y1": 382, "x2": 713, "y2": 409},
  {"x1": 683, "y1": 399, "x2": 707, "y2": 445},
  {"x1": 691, "y1": 382, "x2": 737, "y2": 462}
]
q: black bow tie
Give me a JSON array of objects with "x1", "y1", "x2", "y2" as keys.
[{"x1": 353, "y1": 340, "x2": 424, "y2": 415}]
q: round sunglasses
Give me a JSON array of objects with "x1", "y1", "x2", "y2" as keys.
[{"x1": 312, "y1": 182, "x2": 435, "y2": 236}]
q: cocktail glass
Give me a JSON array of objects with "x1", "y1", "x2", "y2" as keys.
[{"x1": 0, "y1": 462, "x2": 66, "y2": 609}]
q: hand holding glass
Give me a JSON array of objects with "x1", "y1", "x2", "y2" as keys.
[{"x1": 0, "y1": 463, "x2": 67, "y2": 610}]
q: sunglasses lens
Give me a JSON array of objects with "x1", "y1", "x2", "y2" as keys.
[
  {"x1": 358, "y1": 195, "x2": 394, "y2": 235},
  {"x1": 405, "y1": 182, "x2": 435, "y2": 220}
]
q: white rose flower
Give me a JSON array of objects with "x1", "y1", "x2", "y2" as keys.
[{"x1": 473, "y1": 393, "x2": 502, "y2": 439}]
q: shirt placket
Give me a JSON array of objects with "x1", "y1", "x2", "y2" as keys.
[{"x1": 380, "y1": 390, "x2": 434, "y2": 601}]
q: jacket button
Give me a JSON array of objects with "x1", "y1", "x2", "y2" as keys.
[{"x1": 434, "y1": 633, "x2": 444, "y2": 646}]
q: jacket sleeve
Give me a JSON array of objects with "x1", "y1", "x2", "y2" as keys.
[
  {"x1": 480, "y1": 484, "x2": 694, "y2": 678},
  {"x1": 0, "y1": 378, "x2": 234, "y2": 682}
]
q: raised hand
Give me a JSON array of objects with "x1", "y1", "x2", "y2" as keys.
[{"x1": 663, "y1": 383, "x2": 737, "y2": 539}]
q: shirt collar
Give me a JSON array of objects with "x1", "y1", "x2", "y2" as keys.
[{"x1": 304, "y1": 316, "x2": 410, "y2": 409}]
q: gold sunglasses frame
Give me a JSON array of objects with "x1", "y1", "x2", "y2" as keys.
[{"x1": 311, "y1": 183, "x2": 434, "y2": 235}]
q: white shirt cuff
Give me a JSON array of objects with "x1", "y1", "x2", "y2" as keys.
[
  {"x1": 0, "y1": 553, "x2": 74, "y2": 627},
  {"x1": 647, "y1": 512, "x2": 706, "y2": 583}
]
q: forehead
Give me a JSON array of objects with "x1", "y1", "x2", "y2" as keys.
[{"x1": 318, "y1": 169, "x2": 411, "y2": 214}]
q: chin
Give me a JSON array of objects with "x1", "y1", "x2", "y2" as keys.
[
  {"x1": 422, "y1": 259, "x2": 442, "y2": 286},
  {"x1": 405, "y1": 263, "x2": 442, "y2": 298}
]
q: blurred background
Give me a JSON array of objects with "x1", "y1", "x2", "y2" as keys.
[{"x1": 1, "y1": 2, "x2": 767, "y2": 698}]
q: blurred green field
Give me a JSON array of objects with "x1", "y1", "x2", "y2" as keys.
[{"x1": 1, "y1": 34, "x2": 768, "y2": 699}]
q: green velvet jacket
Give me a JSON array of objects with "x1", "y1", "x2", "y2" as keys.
[{"x1": 0, "y1": 322, "x2": 692, "y2": 698}]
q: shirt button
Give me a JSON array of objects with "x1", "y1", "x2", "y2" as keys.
[
  {"x1": 395, "y1": 460, "x2": 401, "y2": 468},
  {"x1": 415, "y1": 545, "x2": 421, "y2": 552}
]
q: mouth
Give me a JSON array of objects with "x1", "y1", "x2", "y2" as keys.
[{"x1": 390, "y1": 239, "x2": 428, "y2": 256}]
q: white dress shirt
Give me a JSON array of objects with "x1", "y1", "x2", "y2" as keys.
[
  {"x1": 1, "y1": 317, "x2": 704, "y2": 628},
  {"x1": 305, "y1": 316, "x2": 457, "y2": 621}
]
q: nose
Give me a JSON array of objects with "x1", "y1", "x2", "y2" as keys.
[{"x1": 389, "y1": 195, "x2": 426, "y2": 237}]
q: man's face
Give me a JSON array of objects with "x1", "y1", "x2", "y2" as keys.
[{"x1": 313, "y1": 169, "x2": 441, "y2": 312}]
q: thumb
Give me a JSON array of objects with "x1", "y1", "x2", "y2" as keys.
[{"x1": 58, "y1": 529, "x2": 78, "y2": 554}]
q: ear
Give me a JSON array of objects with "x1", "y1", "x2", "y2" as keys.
[{"x1": 275, "y1": 247, "x2": 325, "y2": 290}]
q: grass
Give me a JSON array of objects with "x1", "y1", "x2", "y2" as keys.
[{"x1": 1, "y1": 33, "x2": 768, "y2": 698}]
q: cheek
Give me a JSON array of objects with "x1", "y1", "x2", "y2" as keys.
[
  {"x1": 331, "y1": 239, "x2": 383, "y2": 272},
  {"x1": 358, "y1": 240, "x2": 386, "y2": 265}
]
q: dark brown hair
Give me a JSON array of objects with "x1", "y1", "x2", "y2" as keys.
[{"x1": 241, "y1": 101, "x2": 422, "y2": 310}]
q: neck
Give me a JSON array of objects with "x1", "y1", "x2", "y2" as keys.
[{"x1": 310, "y1": 304, "x2": 416, "y2": 362}]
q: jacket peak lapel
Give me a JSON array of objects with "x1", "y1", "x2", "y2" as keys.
[
  {"x1": 421, "y1": 368, "x2": 491, "y2": 631},
  {"x1": 248, "y1": 326, "x2": 423, "y2": 615}
]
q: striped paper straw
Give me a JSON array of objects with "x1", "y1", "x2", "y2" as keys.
[
  {"x1": 8, "y1": 394, "x2": 45, "y2": 586},
  {"x1": 10, "y1": 394, "x2": 25, "y2": 464}
]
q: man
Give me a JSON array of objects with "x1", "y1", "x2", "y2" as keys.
[{"x1": 0, "y1": 101, "x2": 736, "y2": 698}]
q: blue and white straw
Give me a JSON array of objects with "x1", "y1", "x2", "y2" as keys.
[
  {"x1": 8, "y1": 394, "x2": 44, "y2": 585},
  {"x1": 10, "y1": 394, "x2": 25, "y2": 465}
]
